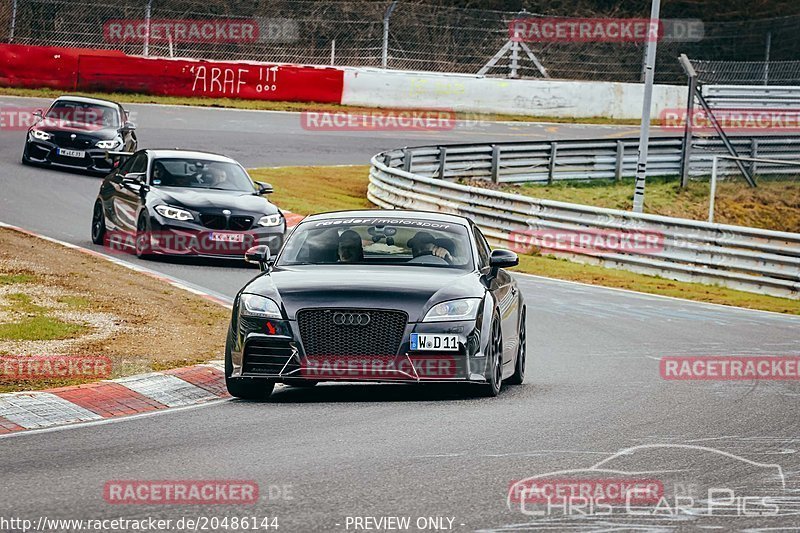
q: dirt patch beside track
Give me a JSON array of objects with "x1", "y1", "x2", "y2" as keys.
[{"x1": 0, "y1": 228, "x2": 229, "y2": 392}]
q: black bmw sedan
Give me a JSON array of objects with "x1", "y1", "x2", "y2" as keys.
[
  {"x1": 91, "y1": 149, "x2": 286, "y2": 259},
  {"x1": 22, "y1": 95, "x2": 137, "y2": 174},
  {"x1": 225, "y1": 210, "x2": 527, "y2": 399}
]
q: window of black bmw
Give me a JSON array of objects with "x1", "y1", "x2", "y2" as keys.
[
  {"x1": 45, "y1": 100, "x2": 119, "y2": 128},
  {"x1": 149, "y1": 158, "x2": 256, "y2": 192},
  {"x1": 278, "y1": 219, "x2": 475, "y2": 270}
]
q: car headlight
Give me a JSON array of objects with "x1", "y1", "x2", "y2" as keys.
[
  {"x1": 257, "y1": 214, "x2": 282, "y2": 227},
  {"x1": 29, "y1": 129, "x2": 51, "y2": 141},
  {"x1": 240, "y1": 294, "x2": 282, "y2": 318},
  {"x1": 154, "y1": 204, "x2": 194, "y2": 221},
  {"x1": 96, "y1": 138, "x2": 122, "y2": 149},
  {"x1": 422, "y1": 298, "x2": 482, "y2": 322}
]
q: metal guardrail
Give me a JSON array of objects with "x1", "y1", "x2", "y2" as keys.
[
  {"x1": 704, "y1": 85, "x2": 800, "y2": 109},
  {"x1": 369, "y1": 150, "x2": 800, "y2": 300},
  {"x1": 384, "y1": 136, "x2": 800, "y2": 185}
]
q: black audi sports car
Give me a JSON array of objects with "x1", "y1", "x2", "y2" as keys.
[
  {"x1": 91, "y1": 149, "x2": 286, "y2": 258},
  {"x1": 226, "y1": 210, "x2": 527, "y2": 399},
  {"x1": 22, "y1": 95, "x2": 137, "y2": 174}
]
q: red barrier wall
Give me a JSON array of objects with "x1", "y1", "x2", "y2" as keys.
[
  {"x1": 0, "y1": 44, "x2": 124, "y2": 90},
  {"x1": 0, "y1": 44, "x2": 344, "y2": 104}
]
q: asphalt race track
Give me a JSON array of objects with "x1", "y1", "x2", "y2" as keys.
[{"x1": 1, "y1": 96, "x2": 799, "y2": 531}]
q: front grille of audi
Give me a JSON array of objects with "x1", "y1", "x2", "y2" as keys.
[
  {"x1": 296, "y1": 309, "x2": 408, "y2": 357},
  {"x1": 242, "y1": 337, "x2": 298, "y2": 375}
]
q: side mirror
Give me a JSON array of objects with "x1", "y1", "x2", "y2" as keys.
[
  {"x1": 122, "y1": 172, "x2": 145, "y2": 184},
  {"x1": 33, "y1": 109, "x2": 43, "y2": 120},
  {"x1": 488, "y1": 249, "x2": 518, "y2": 277},
  {"x1": 120, "y1": 121, "x2": 136, "y2": 132},
  {"x1": 254, "y1": 181, "x2": 274, "y2": 195},
  {"x1": 245, "y1": 245, "x2": 271, "y2": 271}
]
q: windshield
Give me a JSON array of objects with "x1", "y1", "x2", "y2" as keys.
[
  {"x1": 45, "y1": 101, "x2": 119, "y2": 128},
  {"x1": 278, "y1": 217, "x2": 474, "y2": 270},
  {"x1": 150, "y1": 158, "x2": 256, "y2": 192}
]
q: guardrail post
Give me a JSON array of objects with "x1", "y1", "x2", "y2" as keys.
[
  {"x1": 547, "y1": 142, "x2": 558, "y2": 184},
  {"x1": 750, "y1": 138, "x2": 759, "y2": 175},
  {"x1": 709, "y1": 156, "x2": 719, "y2": 223},
  {"x1": 615, "y1": 141, "x2": 625, "y2": 181},
  {"x1": 438, "y1": 146, "x2": 447, "y2": 179},
  {"x1": 402, "y1": 148, "x2": 412, "y2": 172},
  {"x1": 490, "y1": 145, "x2": 501, "y2": 183}
]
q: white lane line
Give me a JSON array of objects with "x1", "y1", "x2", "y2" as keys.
[
  {"x1": 0, "y1": 393, "x2": 102, "y2": 429},
  {"x1": 513, "y1": 271, "x2": 800, "y2": 320},
  {"x1": 0, "y1": 398, "x2": 230, "y2": 439},
  {"x1": 114, "y1": 373, "x2": 218, "y2": 408}
]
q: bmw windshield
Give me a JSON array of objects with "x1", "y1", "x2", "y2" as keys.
[
  {"x1": 278, "y1": 217, "x2": 475, "y2": 270},
  {"x1": 150, "y1": 158, "x2": 257, "y2": 192}
]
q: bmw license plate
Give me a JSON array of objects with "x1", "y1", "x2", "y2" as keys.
[
  {"x1": 57, "y1": 148, "x2": 85, "y2": 158},
  {"x1": 209, "y1": 232, "x2": 244, "y2": 243},
  {"x1": 410, "y1": 333, "x2": 459, "y2": 351}
]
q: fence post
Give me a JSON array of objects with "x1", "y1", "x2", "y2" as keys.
[
  {"x1": 547, "y1": 142, "x2": 558, "y2": 184},
  {"x1": 750, "y1": 138, "x2": 758, "y2": 175},
  {"x1": 382, "y1": 1, "x2": 399, "y2": 69},
  {"x1": 615, "y1": 141, "x2": 625, "y2": 181},
  {"x1": 330, "y1": 39, "x2": 335, "y2": 65},
  {"x1": 491, "y1": 144, "x2": 500, "y2": 183},
  {"x1": 438, "y1": 146, "x2": 447, "y2": 179},
  {"x1": 9, "y1": 0, "x2": 16, "y2": 43},
  {"x1": 679, "y1": 54, "x2": 696, "y2": 188},
  {"x1": 708, "y1": 156, "x2": 719, "y2": 223},
  {"x1": 402, "y1": 148, "x2": 412, "y2": 172},
  {"x1": 143, "y1": 0, "x2": 152, "y2": 56}
]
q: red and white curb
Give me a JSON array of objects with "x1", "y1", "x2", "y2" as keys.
[
  {"x1": 0, "y1": 212, "x2": 305, "y2": 436},
  {"x1": 0, "y1": 361, "x2": 228, "y2": 434}
]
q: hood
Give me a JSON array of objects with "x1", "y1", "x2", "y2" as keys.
[
  {"x1": 33, "y1": 119, "x2": 118, "y2": 140},
  {"x1": 151, "y1": 187, "x2": 278, "y2": 215},
  {"x1": 243, "y1": 265, "x2": 485, "y2": 321}
]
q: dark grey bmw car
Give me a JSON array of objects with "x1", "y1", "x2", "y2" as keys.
[{"x1": 226, "y1": 210, "x2": 527, "y2": 399}]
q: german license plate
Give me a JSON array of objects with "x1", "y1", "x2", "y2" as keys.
[
  {"x1": 410, "y1": 333, "x2": 459, "y2": 351},
  {"x1": 209, "y1": 232, "x2": 244, "y2": 243},
  {"x1": 57, "y1": 148, "x2": 85, "y2": 158}
]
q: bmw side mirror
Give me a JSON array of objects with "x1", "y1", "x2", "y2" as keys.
[
  {"x1": 122, "y1": 172, "x2": 145, "y2": 184},
  {"x1": 120, "y1": 121, "x2": 136, "y2": 132},
  {"x1": 33, "y1": 109, "x2": 43, "y2": 120},
  {"x1": 488, "y1": 249, "x2": 518, "y2": 278},
  {"x1": 254, "y1": 181, "x2": 274, "y2": 195},
  {"x1": 245, "y1": 245, "x2": 271, "y2": 271}
]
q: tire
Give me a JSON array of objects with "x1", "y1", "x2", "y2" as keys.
[
  {"x1": 135, "y1": 214, "x2": 151, "y2": 259},
  {"x1": 225, "y1": 333, "x2": 275, "y2": 400},
  {"x1": 507, "y1": 307, "x2": 526, "y2": 385},
  {"x1": 91, "y1": 201, "x2": 106, "y2": 245},
  {"x1": 479, "y1": 314, "x2": 503, "y2": 397}
]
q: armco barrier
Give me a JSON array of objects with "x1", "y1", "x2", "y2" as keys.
[
  {"x1": 388, "y1": 136, "x2": 800, "y2": 184},
  {"x1": 369, "y1": 151, "x2": 800, "y2": 299},
  {"x1": 0, "y1": 44, "x2": 344, "y2": 103}
]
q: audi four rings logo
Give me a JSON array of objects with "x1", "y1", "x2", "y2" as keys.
[{"x1": 332, "y1": 312, "x2": 371, "y2": 326}]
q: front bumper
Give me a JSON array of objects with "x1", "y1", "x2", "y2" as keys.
[
  {"x1": 24, "y1": 140, "x2": 115, "y2": 174},
  {"x1": 229, "y1": 316, "x2": 490, "y2": 384},
  {"x1": 143, "y1": 218, "x2": 285, "y2": 258}
]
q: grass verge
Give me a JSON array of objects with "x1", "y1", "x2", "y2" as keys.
[
  {"x1": 0, "y1": 86, "x2": 644, "y2": 125},
  {"x1": 253, "y1": 164, "x2": 799, "y2": 315},
  {"x1": 0, "y1": 228, "x2": 230, "y2": 392}
]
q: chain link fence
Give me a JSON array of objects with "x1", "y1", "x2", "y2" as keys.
[{"x1": 2, "y1": 0, "x2": 799, "y2": 84}]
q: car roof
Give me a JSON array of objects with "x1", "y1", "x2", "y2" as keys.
[
  {"x1": 145, "y1": 149, "x2": 239, "y2": 164},
  {"x1": 53, "y1": 95, "x2": 122, "y2": 108},
  {"x1": 302, "y1": 209, "x2": 472, "y2": 226}
]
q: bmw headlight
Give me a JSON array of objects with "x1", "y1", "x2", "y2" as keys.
[
  {"x1": 240, "y1": 294, "x2": 282, "y2": 318},
  {"x1": 257, "y1": 214, "x2": 282, "y2": 227},
  {"x1": 29, "y1": 129, "x2": 52, "y2": 141},
  {"x1": 154, "y1": 204, "x2": 194, "y2": 221},
  {"x1": 422, "y1": 298, "x2": 482, "y2": 322},
  {"x1": 96, "y1": 138, "x2": 122, "y2": 149}
]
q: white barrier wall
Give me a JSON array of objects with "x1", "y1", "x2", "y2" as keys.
[{"x1": 342, "y1": 68, "x2": 687, "y2": 119}]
